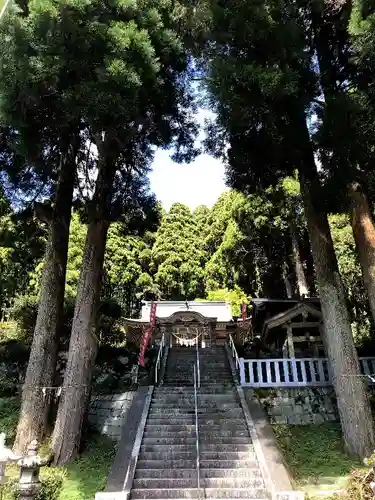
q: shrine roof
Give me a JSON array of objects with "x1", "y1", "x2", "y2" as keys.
[
  {"x1": 140, "y1": 301, "x2": 233, "y2": 322},
  {"x1": 262, "y1": 302, "x2": 322, "y2": 335},
  {"x1": 251, "y1": 297, "x2": 321, "y2": 334}
]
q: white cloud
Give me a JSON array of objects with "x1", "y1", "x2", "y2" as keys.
[
  {"x1": 149, "y1": 107, "x2": 229, "y2": 211},
  {"x1": 149, "y1": 148, "x2": 229, "y2": 211}
]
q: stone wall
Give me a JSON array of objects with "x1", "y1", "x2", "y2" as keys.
[
  {"x1": 88, "y1": 391, "x2": 136, "y2": 440},
  {"x1": 252, "y1": 387, "x2": 339, "y2": 425}
]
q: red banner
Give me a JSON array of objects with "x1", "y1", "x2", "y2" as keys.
[
  {"x1": 241, "y1": 302, "x2": 247, "y2": 322},
  {"x1": 138, "y1": 302, "x2": 157, "y2": 367}
]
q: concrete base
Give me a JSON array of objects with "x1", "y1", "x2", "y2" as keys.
[
  {"x1": 275, "y1": 492, "x2": 305, "y2": 500},
  {"x1": 95, "y1": 493, "x2": 128, "y2": 500}
]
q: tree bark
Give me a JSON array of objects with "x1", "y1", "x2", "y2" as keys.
[
  {"x1": 282, "y1": 262, "x2": 293, "y2": 298},
  {"x1": 51, "y1": 160, "x2": 115, "y2": 465},
  {"x1": 349, "y1": 182, "x2": 375, "y2": 324},
  {"x1": 297, "y1": 119, "x2": 374, "y2": 458},
  {"x1": 13, "y1": 146, "x2": 77, "y2": 454},
  {"x1": 289, "y1": 220, "x2": 309, "y2": 298}
]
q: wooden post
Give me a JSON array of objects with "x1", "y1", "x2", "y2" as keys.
[
  {"x1": 282, "y1": 339, "x2": 288, "y2": 358},
  {"x1": 286, "y1": 323, "x2": 295, "y2": 357},
  {"x1": 239, "y1": 358, "x2": 246, "y2": 385},
  {"x1": 286, "y1": 323, "x2": 298, "y2": 382}
]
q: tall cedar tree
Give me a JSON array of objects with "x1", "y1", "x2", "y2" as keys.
[
  {"x1": 29, "y1": 0, "x2": 197, "y2": 464},
  {"x1": 151, "y1": 203, "x2": 207, "y2": 299},
  {"x1": 310, "y1": 0, "x2": 375, "y2": 326},
  {"x1": 0, "y1": 7, "x2": 83, "y2": 450},
  {"x1": 202, "y1": 0, "x2": 374, "y2": 457},
  {"x1": 348, "y1": 0, "x2": 375, "y2": 327}
]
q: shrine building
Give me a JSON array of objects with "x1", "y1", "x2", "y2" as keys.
[{"x1": 123, "y1": 301, "x2": 251, "y2": 348}]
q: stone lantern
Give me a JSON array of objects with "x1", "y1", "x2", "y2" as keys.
[{"x1": 17, "y1": 440, "x2": 48, "y2": 500}]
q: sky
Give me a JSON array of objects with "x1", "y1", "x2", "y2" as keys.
[{"x1": 148, "y1": 109, "x2": 228, "y2": 212}]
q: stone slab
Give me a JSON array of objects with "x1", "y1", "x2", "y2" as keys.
[
  {"x1": 103, "y1": 386, "x2": 153, "y2": 493},
  {"x1": 242, "y1": 387, "x2": 295, "y2": 495},
  {"x1": 88, "y1": 391, "x2": 136, "y2": 439}
]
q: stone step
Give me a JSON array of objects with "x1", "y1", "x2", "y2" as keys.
[
  {"x1": 199, "y1": 368, "x2": 232, "y2": 371},
  {"x1": 148, "y1": 415, "x2": 244, "y2": 421},
  {"x1": 135, "y1": 459, "x2": 259, "y2": 469},
  {"x1": 143, "y1": 437, "x2": 251, "y2": 445},
  {"x1": 151, "y1": 399, "x2": 239, "y2": 405},
  {"x1": 138, "y1": 451, "x2": 256, "y2": 461},
  {"x1": 130, "y1": 488, "x2": 268, "y2": 499},
  {"x1": 143, "y1": 431, "x2": 250, "y2": 439},
  {"x1": 150, "y1": 404, "x2": 240, "y2": 410},
  {"x1": 140, "y1": 444, "x2": 254, "y2": 452},
  {"x1": 197, "y1": 418, "x2": 246, "y2": 424},
  {"x1": 154, "y1": 382, "x2": 235, "y2": 394},
  {"x1": 198, "y1": 424, "x2": 248, "y2": 431},
  {"x1": 134, "y1": 469, "x2": 262, "y2": 479},
  {"x1": 147, "y1": 415, "x2": 244, "y2": 422},
  {"x1": 148, "y1": 409, "x2": 244, "y2": 417},
  {"x1": 147, "y1": 418, "x2": 196, "y2": 425},
  {"x1": 144, "y1": 424, "x2": 248, "y2": 432},
  {"x1": 146, "y1": 418, "x2": 247, "y2": 427},
  {"x1": 143, "y1": 433, "x2": 250, "y2": 442},
  {"x1": 133, "y1": 478, "x2": 264, "y2": 489},
  {"x1": 152, "y1": 396, "x2": 238, "y2": 403}
]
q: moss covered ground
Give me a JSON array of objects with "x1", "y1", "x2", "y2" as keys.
[{"x1": 273, "y1": 424, "x2": 364, "y2": 496}]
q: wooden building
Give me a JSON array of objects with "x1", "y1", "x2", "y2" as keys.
[{"x1": 251, "y1": 298, "x2": 325, "y2": 358}]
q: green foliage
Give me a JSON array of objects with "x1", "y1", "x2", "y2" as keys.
[
  {"x1": 273, "y1": 424, "x2": 363, "y2": 495},
  {"x1": 0, "y1": 322, "x2": 20, "y2": 343},
  {"x1": 0, "y1": 397, "x2": 19, "y2": 444},
  {"x1": 7, "y1": 295, "x2": 39, "y2": 339},
  {"x1": 0, "y1": 396, "x2": 115, "y2": 499},
  {"x1": 58, "y1": 435, "x2": 116, "y2": 500},
  {"x1": 151, "y1": 202, "x2": 207, "y2": 300},
  {"x1": 204, "y1": 287, "x2": 249, "y2": 316},
  {"x1": 329, "y1": 214, "x2": 370, "y2": 340},
  {"x1": 64, "y1": 214, "x2": 87, "y2": 301},
  {"x1": 3, "y1": 468, "x2": 65, "y2": 500},
  {"x1": 0, "y1": 204, "x2": 46, "y2": 318}
]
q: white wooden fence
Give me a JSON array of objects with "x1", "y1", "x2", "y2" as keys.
[{"x1": 238, "y1": 357, "x2": 375, "y2": 388}]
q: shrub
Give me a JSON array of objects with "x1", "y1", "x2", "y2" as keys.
[
  {"x1": 0, "y1": 397, "x2": 20, "y2": 444},
  {"x1": 0, "y1": 322, "x2": 21, "y2": 343},
  {"x1": 2, "y1": 467, "x2": 65, "y2": 500},
  {"x1": 0, "y1": 342, "x2": 30, "y2": 397},
  {"x1": 8, "y1": 295, "x2": 39, "y2": 342}
]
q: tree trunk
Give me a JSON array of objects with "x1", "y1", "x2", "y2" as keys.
[
  {"x1": 13, "y1": 147, "x2": 77, "y2": 454},
  {"x1": 289, "y1": 220, "x2": 309, "y2": 298},
  {"x1": 51, "y1": 161, "x2": 114, "y2": 465},
  {"x1": 297, "y1": 119, "x2": 374, "y2": 458},
  {"x1": 282, "y1": 262, "x2": 293, "y2": 298},
  {"x1": 349, "y1": 182, "x2": 375, "y2": 324}
]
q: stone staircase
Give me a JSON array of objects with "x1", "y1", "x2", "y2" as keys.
[
  {"x1": 130, "y1": 346, "x2": 269, "y2": 500},
  {"x1": 163, "y1": 347, "x2": 197, "y2": 386}
]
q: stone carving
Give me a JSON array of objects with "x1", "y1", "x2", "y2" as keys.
[{"x1": 168, "y1": 312, "x2": 205, "y2": 323}]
